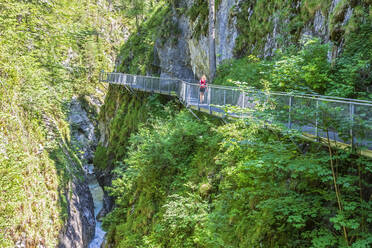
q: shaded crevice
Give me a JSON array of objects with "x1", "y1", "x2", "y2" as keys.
[{"x1": 59, "y1": 95, "x2": 106, "y2": 248}]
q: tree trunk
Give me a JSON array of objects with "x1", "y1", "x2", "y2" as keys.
[{"x1": 208, "y1": 0, "x2": 216, "y2": 81}]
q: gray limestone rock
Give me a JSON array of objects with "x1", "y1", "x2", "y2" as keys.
[
  {"x1": 155, "y1": 14, "x2": 194, "y2": 80},
  {"x1": 68, "y1": 97, "x2": 98, "y2": 164},
  {"x1": 59, "y1": 95, "x2": 104, "y2": 248},
  {"x1": 155, "y1": 0, "x2": 239, "y2": 80},
  {"x1": 215, "y1": 0, "x2": 239, "y2": 64},
  {"x1": 58, "y1": 180, "x2": 95, "y2": 248}
]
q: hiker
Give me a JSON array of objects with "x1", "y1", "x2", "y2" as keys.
[{"x1": 199, "y1": 75, "x2": 207, "y2": 103}]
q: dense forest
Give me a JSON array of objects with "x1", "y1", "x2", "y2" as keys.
[{"x1": 0, "y1": 0, "x2": 371, "y2": 247}]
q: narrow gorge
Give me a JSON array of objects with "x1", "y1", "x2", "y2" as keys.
[
  {"x1": 61, "y1": 94, "x2": 109, "y2": 248},
  {"x1": 1, "y1": 0, "x2": 371, "y2": 247}
]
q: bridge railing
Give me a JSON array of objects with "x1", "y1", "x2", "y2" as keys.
[{"x1": 100, "y1": 71, "x2": 372, "y2": 151}]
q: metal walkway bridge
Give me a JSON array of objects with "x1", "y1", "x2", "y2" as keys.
[{"x1": 100, "y1": 71, "x2": 372, "y2": 155}]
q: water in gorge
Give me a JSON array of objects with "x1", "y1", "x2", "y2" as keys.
[{"x1": 87, "y1": 167, "x2": 106, "y2": 248}]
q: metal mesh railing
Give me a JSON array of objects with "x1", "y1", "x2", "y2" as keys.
[{"x1": 100, "y1": 71, "x2": 372, "y2": 151}]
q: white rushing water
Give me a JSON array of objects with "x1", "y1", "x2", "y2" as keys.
[{"x1": 88, "y1": 173, "x2": 106, "y2": 248}]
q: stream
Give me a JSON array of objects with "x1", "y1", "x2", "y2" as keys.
[{"x1": 87, "y1": 166, "x2": 106, "y2": 248}]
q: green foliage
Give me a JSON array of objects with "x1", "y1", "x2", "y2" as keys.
[
  {"x1": 215, "y1": 38, "x2": 332, "y2": 94},
  {"x1": 0, "y1": 0, "x2": 124, "y2": 246},
  {"x1": 270, "y1": 38, "x2": 331, "y2": 93},
  {"x1": 213, "y1": 55, "x2": 265, "y2": 87},
  {"x1": 94, "y1": 145, "x2": 109, "y2": 169},
  {"x1": 328, "y1": 23, "x2": 372, "y2": 99},
  {"x1": 215, "y1": 34, "x2": 371, "y2": 99},
  {"x1": 102, "y1": 109, "x2": 221, "y2": 247},
  {"x1": 119, "y1": 0, "x2": 146, "y2": 29},
  {"x1": 102, "y1": 105, "x2": 372, "y2": 247},
  {"x1": 94, "y1": 86, "x2": 173, "y2": 170},
  {"x1": 187, "y1": 0, "x2": 209, "y2": 38}
]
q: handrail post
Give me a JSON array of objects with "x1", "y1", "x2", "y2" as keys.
[
  {"x1": 208, "y1": 87, "x2": 212, "y2": 114},
  {"x1": 168, "y1": 80, "x2": 171, "y2": 94},
  {"x1": 100, "y1": 70, "x2": 103, "y2": 81},
  {"x1": 350, "y1": 103, "x2": 355, "y2": 150},
  {"x1": 315, "y1": 100, "x2": 319, "y2": 141},
  {"x1": 224, "y1": 89, "x2": 226, "y2": 106},
  {"x1": 197, "y1": 84, "x2": 200, "y2": 111},
  {"x1": 185, "y1": 83, "x2": 189, "y2": 104},
  {"x1": 183, "y1": 81, "x2": 187, "y2": 104},
  {"x1": 288, "y1": 96, "x2": 293, "y2": 129},
  {"x1": 158, "y1": 78, "x2": 161, "y2": 93},
  {"x1": 242, "y1": 91, "x2": 245, "y2": 118},
  {"x1": 242, "y1": 91, "x2": 245, "y2": 108}
]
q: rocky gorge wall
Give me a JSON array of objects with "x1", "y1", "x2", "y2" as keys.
[
  {"x1": 155, "y1": 0, "x2": 239, "y2": 79},
  {"x1": 154, "y1": 0, "x2": 369, "y2": 79},
  {"x1": 59, "y1": 94, "x2": 104, "y2": 248}
]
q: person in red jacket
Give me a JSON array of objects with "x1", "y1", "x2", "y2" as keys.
[{"x1": 199, "y1": 75, "x2": 207, "y2": 103}]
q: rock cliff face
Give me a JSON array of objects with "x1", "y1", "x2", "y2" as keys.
[
  {"x1": 58, "y1": 180, "x2": 95, "y2": 248},
  {"x1": 155, "y1": 0, "x2": 239, "y2": 80},
  {"x1": 155, "y1": 13, "x2": 195, "y2": 80},
  {"x1": 155, "y1": 0, "x2": 363, "y2": 79},
  {"x1": 69, "y1": 98, "x2": 98, "y2": 166}
]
